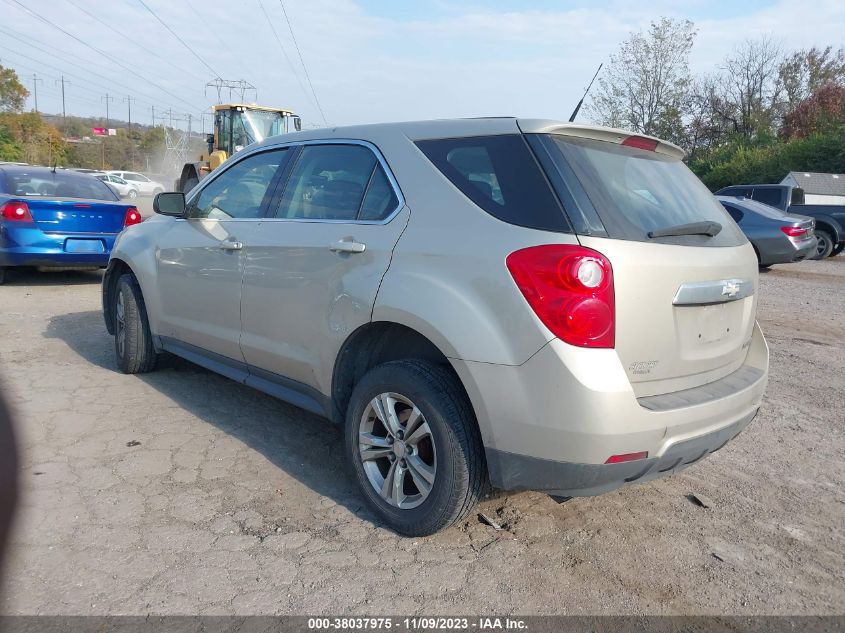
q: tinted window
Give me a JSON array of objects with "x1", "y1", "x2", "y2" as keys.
[
  {"x1": 415, "y1": 135, "x2": 569, "y2": 232},
  {"x1": 751, "y1": 188, "x2": 782, "y2": 207},
  {"x1": 189, "y1": 149, "x2": 286, "y2": 219},
  {"x1": 275, "y1": 144, "x2": 393, "y2": 221},
  {"x1": 3, "y1": 171, "x2": 118, "y2": 201},
  {"x1": 721, "y1": 186, "x2": 752, "y2": 198},
  {"x1": 532, "y1": 134, "x2": 744, "y2": 247},
  {"x1": 721, "y1": 203, "x2": 744, "y2": 223}
]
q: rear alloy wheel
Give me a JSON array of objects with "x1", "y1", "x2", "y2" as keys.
[
  {"x1": 128, "y1": 189, "x2": 138, "y2": 199},
  {"x1": 345, "y1": 360, "x2": 486, "y2": 536},
  {"x1": 114, "y1": 274, "x2": 157, "y2": 374},
  {"x1": 813, "y1": 230, "x2": 834, "y2": 259}
]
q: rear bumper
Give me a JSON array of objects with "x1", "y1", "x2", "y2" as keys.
[
  {"x1": 451, "y1": 322, "x2": 768, "y2": 493},
  {"x1": 757, "y1": 235, "x2": 816, "y2": 265},
  {"x1": 0, "y1": 226, "x2": 115, "y2": 267},
  {"x1": 486, "y1": 409, "x2": 756, "y2": 496}
]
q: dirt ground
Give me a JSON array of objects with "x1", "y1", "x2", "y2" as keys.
[{"x1": 0, "y1": 257, "x2": 842, "y2": 616}]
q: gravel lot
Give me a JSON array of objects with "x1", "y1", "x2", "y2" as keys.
[{"x1": 0, "y1": 257, "x2": 842, "y2": 615}]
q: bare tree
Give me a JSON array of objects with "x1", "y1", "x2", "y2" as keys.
[
  {"x1": 717, "y1": 37, "x2": 785, "y2": 139},
  {"x1": 587, "y1": 17, "x2": 696, "y2": 145}
]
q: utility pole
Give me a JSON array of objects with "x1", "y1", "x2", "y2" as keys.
[
  {"x1": 54, "y1": 76, "x2": 69, "y2": 123},
  {"x1": 101, "y1": 93, "x2": 115, "y2": 129},
  {"x1": 123, "y1": 96, "x2": 136, "y2": 131},
  {"x1": 31, "y1": 74, "x2": 43, "y2": 113},
  {"x1": 150, "y1": 105, "x2": 156, "y2": 127}
]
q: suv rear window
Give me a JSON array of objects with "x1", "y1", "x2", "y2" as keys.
[
  {"x1": 529, "y1": 134, "x2": 745, "y2": 247},
  {"x1": 415, "y1": 135, "x2": 570, "y2": 233}
]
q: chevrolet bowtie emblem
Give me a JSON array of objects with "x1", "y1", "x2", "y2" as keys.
[{"x1": 722, "y1": 281, "x2": 740, "y2": 297}]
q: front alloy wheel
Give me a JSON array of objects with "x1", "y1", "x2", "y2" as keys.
[{"x1": 359, "y1": 392, "x2": 437, "y2": 509}]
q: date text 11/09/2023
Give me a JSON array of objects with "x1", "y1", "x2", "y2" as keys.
[{"x1": 307, "y1": 617, "x2": 528, "y2": 630}]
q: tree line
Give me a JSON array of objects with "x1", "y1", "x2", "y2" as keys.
[{"x1": 589, "y1": 18, "x2": 845, "y2": 190}]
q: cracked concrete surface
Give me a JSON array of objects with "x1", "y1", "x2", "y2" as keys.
[{"x1": 0, "y1": 258, "x2": 843, "y2": 615}]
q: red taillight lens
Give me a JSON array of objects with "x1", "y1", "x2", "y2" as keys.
[
  {"x1": 605, "y1": 451, "x2": 649, "y2": 464},
  {"x1": 123, "y1": 207, "x2": 142, "y2": 227},
  {"x1": 780, "y1": 226, "x2": 806, "y2": 237},
  {"x1": 1, "y1": 200, "x2": 33, "y2": 222},
  {"x1": 506, "y1": 245, "x2": 615, "y2": 348},
  {"x1": 621, "y1": 136, "x2": 659, "y2": 152}
]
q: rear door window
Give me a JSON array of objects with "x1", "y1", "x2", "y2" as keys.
[
  {"x1": 751, "y1": 188, "x2": 782, "y2": 208},
  {"x1": 529, "y1": 134, "x2": 745, "y2": 247},
  {"x1": 415, "y1": 135, "x2": 570, "y2": 232}
]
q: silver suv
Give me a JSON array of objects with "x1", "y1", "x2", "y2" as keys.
[{"x1": 102, "y1": 119, "x2": 769, "y2": 535}]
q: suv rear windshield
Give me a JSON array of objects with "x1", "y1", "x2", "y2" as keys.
[
  {"x1": 529, "y1": 134, "x2": 746, "y2": 247},
  {"x1": 415, "y1": 135, "x2": 570, "y2": 233}
]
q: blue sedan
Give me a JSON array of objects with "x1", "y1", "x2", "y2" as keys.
[{"x1": 0, "y1": 165, "x2": 141, "y2": 284}]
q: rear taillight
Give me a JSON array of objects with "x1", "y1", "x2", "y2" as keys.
[
  {"x1": 780, "y1": 226, "x2": 806, "y2": 237},
  {"x1": 506, "y1": 244, "x2": 615, "y2": 348},
  {"x1": 1, "y1": 200, "x2": 33, "y2": 222},
  {"x1": 605, "y1": 451, "x2": 649, "y2": 464},
  {"x1": 621, "y1": 136, "x2": 658, "y2": 152},
  {"x1": 123, "y1": 207, "x2": 142, "y2": 227}
]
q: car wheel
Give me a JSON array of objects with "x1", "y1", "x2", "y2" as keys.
[
  {"x1": 183, "y1": 177, "x2": 199, "y2": 194},
  {"x1": 345, "y1": 359, "x2": 487, "y2": 536},
  {"x1": 128, "y1": 189, "x2": 138, "y2": 199},
  {"x1": 832, "y1": 243, "x2": 844, "y2": 257},
  {"x1": 812, "y1": 230, "x2": 834, "y2": 259},
  {"x1": 114, "y1": 273, "x2": 158, "y2": 374}
]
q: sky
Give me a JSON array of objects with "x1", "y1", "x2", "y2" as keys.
[{"x1": 1, "y1": 0, "x2": 844, "y2": 130}]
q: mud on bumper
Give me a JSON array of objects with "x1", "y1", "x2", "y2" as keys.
[{"x1": 486, "y1": 408, "x2": 757, "y2": 497}]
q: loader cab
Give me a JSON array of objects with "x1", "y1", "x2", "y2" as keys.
[{"x1": 210, "y1": 104, "x2": 301, "y2": 160}]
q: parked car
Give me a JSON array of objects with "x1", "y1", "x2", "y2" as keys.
[
  {"x1": 0, "y1": 165, "x2": 141, "y2": 284},
  {"x1": 717, "y1": 196, "x2": 817, "y2": 267},
  {"x1": 716, "y1": 183, "x2": 844, "y2": 258},
  {"x1": 95, "y1": 173, "x2": 139, "y2": 199},
  {"x1": 106, "y1": 171, "x2": 165, "y2": 197},
  {"x1": 102, "y1": 119, "x2": 768, "y2": 535}
]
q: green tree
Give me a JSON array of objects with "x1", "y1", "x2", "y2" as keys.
[
  {"x1": 587, "y1": 17, "x2": 696, "y2": 146},
  {"x1": 0, "y1": 65, "x2": 28, "y2": 113}
]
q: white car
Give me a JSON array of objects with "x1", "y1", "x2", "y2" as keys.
[
  {"x1": 106, "y1": 171, "x2": 165, "y2": 197},
  {"x1": 96, "y1": 173, "x2": 139, "y2": 199}
]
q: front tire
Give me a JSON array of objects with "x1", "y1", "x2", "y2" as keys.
[
  {"x1": 114, "y1": 274, "x2": 157, "y2": 374},
  {"x1": 813, "y1": 230, "x2": 834, "y2": 259},
  {"x1": 345, "y1": 360, "x2": 486, "y2": 536}
]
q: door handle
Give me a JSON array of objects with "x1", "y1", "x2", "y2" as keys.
[
  {"x1": 219, "y1": 239, "x2": 243, "y2": 251},
  {"x1": 330, "y1": 239, "x2": 366, "y2": 254}
]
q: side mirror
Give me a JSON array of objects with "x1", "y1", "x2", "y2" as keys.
[{"x1": 154, "y1": 191, "x2": 186, "y2": 217}]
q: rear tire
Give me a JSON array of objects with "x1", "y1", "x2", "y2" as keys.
[
  {"x1": 114, "y1": 274, "x2": 158, "y2": 374},
  {"x1": 183, "y1": 177, "x2": 199, "y2": 194},
  {"x1": 345, "y1": 359, "x2": 486, "y2": 536},
  {"x1": 812, "y1": 230, "x2": 834, "y2": 259},
  {"x1": 832, "y1": 243, "x2": 844, "y2": 257}
]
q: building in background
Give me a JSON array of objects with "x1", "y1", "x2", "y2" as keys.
[{"x1": 781, "y1": 172, "x2": 845, "y2": 206}]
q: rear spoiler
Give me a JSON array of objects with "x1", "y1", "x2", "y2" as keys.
[{"x1": 516, "y1": 120, "x2": 685, "y2": 160}]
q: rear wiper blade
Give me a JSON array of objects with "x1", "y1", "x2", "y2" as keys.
[{"x1": 648, "y1": 221, "x2": 722, "y2": 239}]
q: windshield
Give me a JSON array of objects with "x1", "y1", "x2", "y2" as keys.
[
  {"x1": 529, "y1": 134, "x2": 745, "y2": 247},
  {"x1": 234, "y1": 110, "x2": 287, "y2": 148},
  {"x1": 4, "y1": 171, "x2": 119, "y2": 201}
]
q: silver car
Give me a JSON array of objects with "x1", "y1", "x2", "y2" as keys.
[
  {"x1": 106, "y1": 171, "x2": 165, "y2": 197},
  {"x1": 102, "y1": 119, "x2": 769, "y2": 535},
  {"x1": 96, "y1": 173, "x2": 140, "y2": 199}
]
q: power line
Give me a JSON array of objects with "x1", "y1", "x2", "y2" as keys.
[
  {"x1": 135, "y1": 0, "x2": 221, "y2": 79},
  {"x1": 256, "y1": 0, "x2": 315, "y2": 114},
  {"x1": 278, "y1": 0, "x2": 327, "y2": 125},
  {"x1": 2, "y1": 0, "x2": 208, "y2": 114},
  {"x1": 62, "y1": 0, "x2": 207, "y2": 84}
]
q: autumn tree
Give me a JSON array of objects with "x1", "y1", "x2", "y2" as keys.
[
  {"x1": 587, "y1": 17, "x2": 696, "y2": 145},
  {"x1": 0, "y1": 65, "x2": 28, "y2": 113},
  {"x1": 779, "y1": 46, "x2": 845, "y2": 110},
  {"x1": 781, "y1": 83, "x2": 845, "y2": 139}
]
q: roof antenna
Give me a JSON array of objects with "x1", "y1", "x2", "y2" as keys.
[
  {"x1": 51, "y1": 161, "x2": 57, "y2": 173},
  {"x1": 568, "y1": 63, "x2": 602, "y2": 123}
]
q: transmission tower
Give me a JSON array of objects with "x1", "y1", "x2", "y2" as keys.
[
  {"x1": 162, "y1": 119, "x2": 190, "y2": 177},
  {"x1": 205, "y1": 78, "x2": 257, "y2": 103}
]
